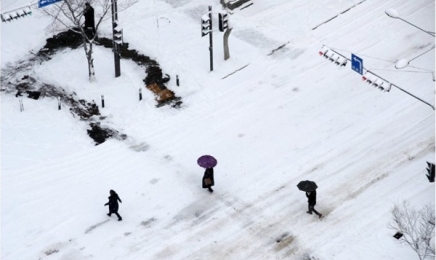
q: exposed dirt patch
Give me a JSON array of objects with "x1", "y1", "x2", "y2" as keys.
[
  {"x1": 1, "y1": 29, "x2": 183, "y2": 144},
  {"x1": 275, "y1": 232, "x2": 295, "y2": 251}
]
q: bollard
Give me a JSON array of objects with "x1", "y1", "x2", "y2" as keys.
[
  {"x1": 176, "y1": 75, "x2": 179, "y2": 86},
  {"x1": 101, "y1": 95, "x2": 105, "y2": 108},
  {"x1": 139, "y1": 88, "x2": 142, "y2": 101},
  {"x1": 19, "y1": 98, "x2": 24, "y2": 112},
  {"x1": 58, "y1": 97, "x2": 61, "y2": 110}
]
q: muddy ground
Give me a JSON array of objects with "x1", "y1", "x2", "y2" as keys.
[{"x1": 0, "y1": 29, "x2": 182, "y2": 145}]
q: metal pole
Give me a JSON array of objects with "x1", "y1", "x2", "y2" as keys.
[
  {"x1": 398, "y1": 17, "x2": 435, "y2": 37},
  {"x1": 111, "y1": 0, "x2": 121, "y2": 77},
  {"x1": 365, "y1": 69, "x2": 435, "y2": 110},
  {"x1": 328, "y1": 46, "x2": 434, "y2": 110},
  {"x1": 208, "y1": 6, "x2": 213, "y2": 71}
]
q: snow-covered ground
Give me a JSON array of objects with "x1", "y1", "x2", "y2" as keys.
[{"x1": 1, "y1": 0, "x2": 434, "y2": 259}]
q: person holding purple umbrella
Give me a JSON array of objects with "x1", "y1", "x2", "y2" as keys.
[
  {"x1": 202, "y1": 167, "x2": 215, "y2": 193},
  {"x1": 198, "y1": 155, "x2": 217, "y2": 193}
]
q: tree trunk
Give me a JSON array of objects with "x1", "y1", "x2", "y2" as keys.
[
  {"x1": 220, "y1": 0, "x2": 226, "y2": 9},
  {"x1": 223, "y1": 28, "x2": 232, "y2": 60},
  {"x1": 88, "y1": 43, "x2": 95, "y2": 81},
  {"x1": 82, "y1": 39, "x2": 96, "y2": 81}
]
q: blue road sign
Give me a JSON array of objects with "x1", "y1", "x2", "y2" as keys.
[
  {"x1": 351, "y1": 54, "x2": 363, "y2": 75},
  {"x1": 38, "y1": 0, "x2": 63, "y2": 8}
]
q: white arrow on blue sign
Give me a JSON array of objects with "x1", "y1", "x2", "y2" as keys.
[
  {"x1": 38, "y1": 0, "x2": 64, "y2": 8},
  {"x1": 351, "y1": 54, "x2": 363, "y2": 75}
]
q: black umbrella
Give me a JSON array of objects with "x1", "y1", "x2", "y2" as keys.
[{"x1": 297, "y1": 180, "x2": 318, "y2": 192}]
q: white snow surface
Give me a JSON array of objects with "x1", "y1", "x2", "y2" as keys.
[{"x1": 1, "y1": 0, "x2": 435, "y2": 259}]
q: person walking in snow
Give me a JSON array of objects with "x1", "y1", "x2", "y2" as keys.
[
  {"x1": 306, "y1": 190, "x2": 322, "y2": 218},
  {"x1": 83, "y1": 3, "x2": 96, "y2": 37},
  {"x1": 104, "y1": 190, "x2": 123, "y2": 221},
  {"x1": 202, "y1": 167, "x2": 215, "y2": 193}
]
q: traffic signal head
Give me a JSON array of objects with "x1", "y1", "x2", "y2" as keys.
[
  {"x1": 201, "y1": 14, "x2": 211, "y2": 37},
  {"x1": 318, "y1": 46, "x2": 347, "y2": 66},
  {"x1": 1, "y1": 6, "x2": 32, "y2": 23},
  {"x1": 218, "y1": 12, "x2": 228, "y2": 32},
  {"x1": 426, "y1": 162, "x2": 435, "y2": 182},
  {"x1": 113, "y1": 20, "x2": 123, "y2": 44},
  {"x1": 362, "y1": 72, "x2": 391, "y2": 92}
]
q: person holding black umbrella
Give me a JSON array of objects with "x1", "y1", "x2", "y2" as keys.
[
  {"x1": 297, "y1": 180, "x2": 322, "y2": 219},
  {"x1": 306, "y1": 190, "x2": 322, "y2": 218}
]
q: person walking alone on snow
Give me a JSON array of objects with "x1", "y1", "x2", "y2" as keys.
[
  {"x1": 83, "y1": 2, "x2": 96, "y2": 37},
  {"x1": 202, "y1": 167, "x2": 215, "y2": 193},
  {"x1": 105, "y1": 190, "x2": 122, "y2": 221},
  {"x1": 306, "y1": 190, "x2": 322, "y2": 219}
]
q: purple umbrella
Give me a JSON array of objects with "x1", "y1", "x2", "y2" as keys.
[{"x1": 197, "y1": 155, "x2": 217, "y2": 168}]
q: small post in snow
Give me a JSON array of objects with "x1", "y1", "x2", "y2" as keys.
[
  {"x1": 101, "y1": 95, "x2": 105, "y2": 108},
  {"x1": 176, "y1": 75, "x2": 180, "y2": 86},
  {"x1": 58, "y1": 97, "x2": 61, "y2": 110},
  {"x1": 19, "y1": 98, "x2": 24, "y2": 112},
  {"x1": 139, "y1": 88, "x2": 142, "y2": 101}
]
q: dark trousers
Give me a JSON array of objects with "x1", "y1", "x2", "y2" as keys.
[
  {"x1": 308, "y1": 204, "x2": 321, "y2": 216},
  {"x1": 84, "y1": 26, "x2": 96, "y2": 39},
  {"x1": 108, "y1": 211, "x2": 122, "y2": 220}
]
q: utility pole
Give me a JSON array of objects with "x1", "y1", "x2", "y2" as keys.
[
  {"x1": 208, "y1": 6, "x2": 213, "y2": 71},
  {"x1": 111, "y1": 0, "x2": 121, "y2": 77}
]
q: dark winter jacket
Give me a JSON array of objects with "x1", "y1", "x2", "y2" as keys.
[
  {"x1": 306, "y1": 190, "x2": 317, "y2": 205},
  {"x1": 202, "y1": 168, "x2": 215, "y2": 188},
  {"x1": 105, "y1": 193, "x2": 122, "y2": 213},
  {"x1": 84, "y1": 5, "x2": 95, "y2": 28}
]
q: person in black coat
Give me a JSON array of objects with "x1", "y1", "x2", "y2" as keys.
[
  {"x1": 83, "y1": 3, "x2": 96, "y2": 37},
  {"x1": 306, "y1": 190, "x2": 322, "y2": 218},
  {"x1": 202, "y1": 168, "x2": 215, "y2": 193},
  {"x1": 104, "y1": 190, "x2": 122, "y2": 221}
]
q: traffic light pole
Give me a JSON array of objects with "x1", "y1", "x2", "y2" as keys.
[
  {"x1": 111, "y1": 0, "x2": 121, "y2": 77},
  {"x1": 208, "y1": 6, "x2": 213, "y2": 72}
]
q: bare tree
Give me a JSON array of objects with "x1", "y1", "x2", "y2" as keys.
[
  {"x1": 389, "y1": 202, "x2": 435, "y2": 260},
  {"x1": 220, "y1": 0, "x2": 227, "y2": 8},
  {"x1": 41, "y1": 0, "x2": 136, "y2": 81}
]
